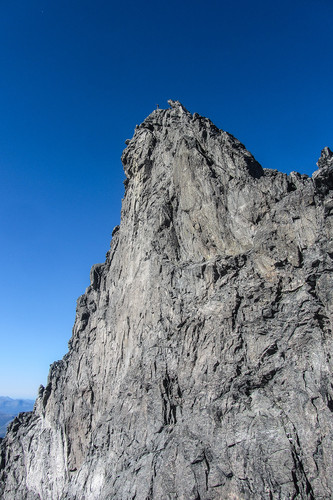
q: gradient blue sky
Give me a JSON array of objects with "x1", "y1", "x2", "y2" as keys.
[{"x1": 0, "y1": 0, "x2": 332, "y2": 398}]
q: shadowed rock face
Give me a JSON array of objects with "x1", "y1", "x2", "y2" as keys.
[{"x1": 1, "y1": 101, "x2": 333, "y2": 499}]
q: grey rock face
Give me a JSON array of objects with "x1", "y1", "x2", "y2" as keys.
[{"x1": 1, "y1": 101, "x2": 333, "y2": 499}]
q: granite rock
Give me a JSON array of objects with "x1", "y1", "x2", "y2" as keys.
[{"x1": 1, "y1": 101, "x2": 333, "y2": 499}]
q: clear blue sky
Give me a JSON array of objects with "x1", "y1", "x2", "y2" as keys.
[{"x1": 0, "y1": 0, "x2": 332, "y2": 398}]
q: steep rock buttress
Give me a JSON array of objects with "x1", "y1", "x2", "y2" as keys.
[{"x1": 1, "y1": 101, "x2": 333, "y2": 499}]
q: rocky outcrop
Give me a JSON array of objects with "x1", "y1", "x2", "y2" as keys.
[{"x1": 1, "y1": 101, "x2": 332, "y2": 499}]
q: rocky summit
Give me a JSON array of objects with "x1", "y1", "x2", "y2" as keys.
[{"x1": 1, "y1": 101, "x2": 333, "y2": 499}]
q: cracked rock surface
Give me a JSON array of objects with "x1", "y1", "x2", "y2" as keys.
[{"x1": 1, "y1": 101, "x2": 333, "y2": 499}]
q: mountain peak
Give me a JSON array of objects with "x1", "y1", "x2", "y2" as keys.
[
  {"x1": 1, "y1": 105, "x2": 333, "y2": 500},
  {"x1": 317, "y1": 146, "x2": 333, "y2": 169},
  {"x1": 122, "y1": 101, "x2": 263, "y2": 182}
]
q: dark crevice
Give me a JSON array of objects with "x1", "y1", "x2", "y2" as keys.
[
  {"x1": 290, "y1": 442, "x2": 315, "y2": 500},
  {"x1": 232, "y1": 293, "x2": 242, "y2": 330},
  {"x1": 161, "y1": 372, "x2": 178, "y2": 426},
  {"x1": 326, "y1": 394, "x2": 333, "y2": 413}
]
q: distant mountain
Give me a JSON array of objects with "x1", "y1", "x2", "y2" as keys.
[
  {"x1": 0, "y1": 414, "x2": 15, "y2": 438},
  {"x1": 0, "y1": 397, "x2": 35, "y2": 413},
  {"x1": 0, "y1": 397, "x2": 35, "y2": 438}
]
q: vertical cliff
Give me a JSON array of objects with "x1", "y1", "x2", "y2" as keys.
[{"x1": 1, "y1": 101, "x2": 333, "y2": 499}]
